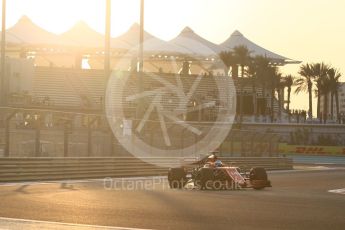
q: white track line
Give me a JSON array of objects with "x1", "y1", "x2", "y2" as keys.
[
  {"x1": 0, "y1": 217, "x2": 152, "y2": 230},
  {"x1": 269, "y1": 166, "x2": 345, "y2": 174},
  {"x1": 2, "y1": 167, "x2": 344, "y2": 187},
  {"x1": 0, "y1": 176, "x2": 167, "y2": 187},
  {"x1": 328, "y1": 188, "x2": 345, "y2": 195}
]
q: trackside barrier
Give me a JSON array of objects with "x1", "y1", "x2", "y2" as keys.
[
  {"x1": 279, "y1": 143, "x2": 345, "y2": 156},
  {"x1": 0, "y1": 157, "x2": 292, "y2": 182}
]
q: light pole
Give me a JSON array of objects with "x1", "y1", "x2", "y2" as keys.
[
  {"x1": 138, "y1": 0, "x2": 144, "y2": 73},
  {"x1": 105, "y1": 0, "x2": 111, "y2": 78},
  {"x1": 136, "y1": 0, "x2": 144, "y2": 119},
  {"x1": 104, "y1": 0, "x2": 111, "y2": 107},
  {"x1": 1, "y1": 0, "x2": 6, "y2": 106}
]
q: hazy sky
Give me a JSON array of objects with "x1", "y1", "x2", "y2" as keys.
[{"x1": 2, "y1": 0, "x2": 345, "y2": 111}]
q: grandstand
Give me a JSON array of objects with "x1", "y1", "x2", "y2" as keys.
[
  {"x1": 2, "y1": 16, "x2": 296, "y2": 124},
  {"x1": 0, "y1": 16, "x2": 306, "y2": 159},
  {"x1": 32, "y1": 67, "x2": 105, "y2": 109},
  {"x1": 7, "y1": 65, "x2": 282, "y2": 119},
  {"x1": 0, "y1": 62, "x2": 287, "y2": 157},
  {"x1": 30, "y1": 67, "x2": 282, "y2": 113}
]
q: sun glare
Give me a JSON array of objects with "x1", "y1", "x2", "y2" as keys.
[{"x1": 8, "y1": 0, "x2": 140, "y2": 36}]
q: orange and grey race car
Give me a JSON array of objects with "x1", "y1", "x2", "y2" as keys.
[{"x1": 168, "y1": 155, "x2": 272, "y2": 190}]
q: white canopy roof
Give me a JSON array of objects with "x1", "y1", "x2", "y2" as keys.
[
  {"x1": 112, "y1": 23, "x2": 153, "y2": 47},
  {"x1": 113, "y1": 23, "x2": 190, "y2": 54},
  {"x1": 60, "y1": 21, "x2": 131, "y2": 49},
  {"x1": 4, "y1": 16, "x2": 66, "y2": 46},
  {"x1": 60, "y1": 21, "x2": 106, "y2": 48},
  {"x1": 1, "y1": 16, "x2": 299, "y2": 64},
  {"x1": 169, "y1": 27, "x2": 222, "y2": 56},
  {"x1": 220, "y1": 30, "x2": 299, "y2": 63}
]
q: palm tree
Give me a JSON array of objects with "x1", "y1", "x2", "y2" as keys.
[
  {"x1": 246, "y1": 60, "x2": 258, "y2": 117},
  {"x1": 220, "y1": 49, "x2": 252, "y2": 122},
  {"x1": 311, "y1": 62, "x2": 329, "y2": 121},
  {"x1": 219, "y1": 51, "x2": 236, "y2": 77},
  {"x1": 314, "y1": 78, "x2": 322, "y2": 122},
  {"x1": 273, "y1": 70, "x2": 282, "y2": 122},
  {"x1": 320, "y1": 74, "x2": 331, "y2": 123},
  {"x1": 334, "y1": 72, "x2": 342, "y2": 123},
  {"x1": 233, "y1": 45, "x2": 251, "y2": 78},
  {"x1": 266, "y1": 66, "x2": 280, "y2": 122},
  {"x1": 277, "y1": 76, "x2": 286, "y2": 121},
  {"x1": 239, "y1": 79, "x2": 250, "y2": 123},
  {"x1": 253, "y1": 56, "x2": 271, "y2": 116},
  {"x1": 283, "y1": 75, "x2": 295, "y2": 113},
  {"x1": 295, "y1": 63, "x2": 314, "y2": 119},
  {"x1": 327, "y1": 68, "x2": 342, "y2": 121}
]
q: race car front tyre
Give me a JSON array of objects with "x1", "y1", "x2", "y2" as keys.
[
  {"x1": 249, "y1": 167, "x2": 270, "y2": 190},
  {"x1": 168, "y1": 168, "x2": 187, "y2": 189}
]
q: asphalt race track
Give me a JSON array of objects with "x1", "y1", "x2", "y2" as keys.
[{"x1": 0, "y1": 167, "x2": 345, "y2": 230}]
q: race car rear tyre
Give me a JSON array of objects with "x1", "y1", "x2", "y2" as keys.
[
  {"x1": 194, "y1": 173, "x2": 202, "y2": 189},
  {"x1": 249, "y1": 167, "x2": 270, "y2": 190},
  {"x1": 168, "y1": 168, "x2": 187, "y2": 189},
  {"x1": 200, "y1": 168, "x2": 214, "y2": 190},
  {"x1": 212, "y1": 180, "x2": 223, "y2": 190},
  {"x1": 169, "y1": 180, "x2": 184, "y2": 189},
  {"x1": 249, "y1": 167, "x2": 268, "y2": 181}
]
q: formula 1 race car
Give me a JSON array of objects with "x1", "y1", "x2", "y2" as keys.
[{"x1": 168, "y1": 155, "x2": 271, "y2": 190}]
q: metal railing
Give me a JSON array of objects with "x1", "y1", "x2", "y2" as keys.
[
  {"x1": 0, "y1": 157, "x2": 293, "y2": 182},
  {"x1": 1, "y1": 107, "x2": 282, "y2": 158}
]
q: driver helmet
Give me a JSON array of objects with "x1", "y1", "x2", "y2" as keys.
[{"x1": 215, "y1": 160, "x2": 223, "y2": 167}]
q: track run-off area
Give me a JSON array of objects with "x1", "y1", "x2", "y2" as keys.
[{"x1": 0, "y1": 166, "x2": 345, "y2": 230}]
